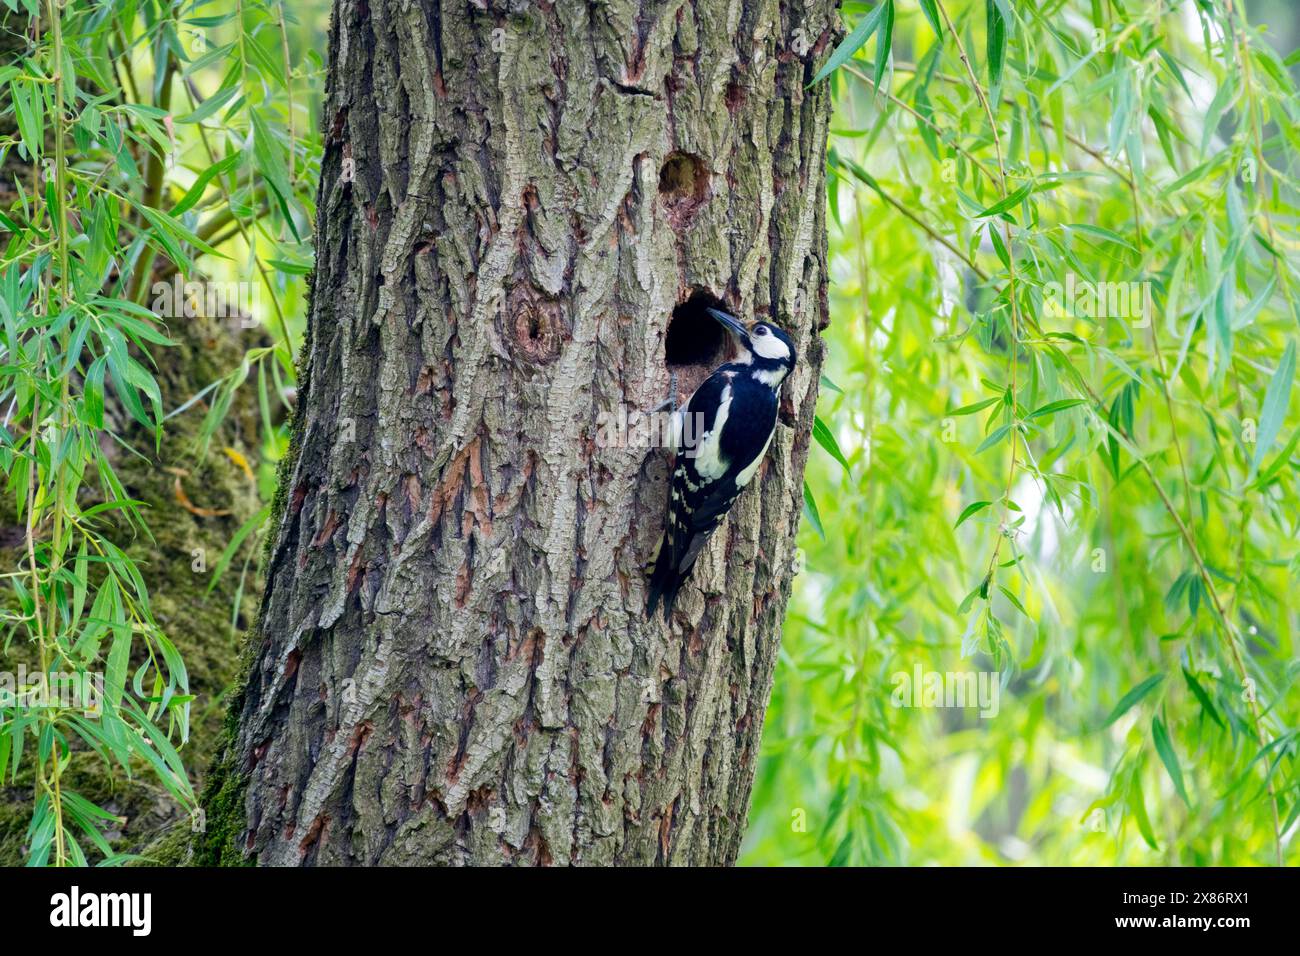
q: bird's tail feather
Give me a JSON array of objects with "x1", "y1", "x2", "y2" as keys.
[{"x1": 645, "y1": 534, "x2": 681, "y2": 622}]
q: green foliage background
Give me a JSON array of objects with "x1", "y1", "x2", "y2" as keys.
[
  {"x1": 0, "y1": 0, "x2": 319, "y2": 864},
  {"x1": 742, "y1": 0, "x2": 1299, "y2": 865}
]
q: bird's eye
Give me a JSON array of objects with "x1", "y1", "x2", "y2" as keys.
[{"x1": 755, "y1": 326, "x2": 767, "y2": 336}]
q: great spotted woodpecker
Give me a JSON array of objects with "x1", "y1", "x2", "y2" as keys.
[{"x1": 646, "y1": 307, "x2": 797, "y2": 620}]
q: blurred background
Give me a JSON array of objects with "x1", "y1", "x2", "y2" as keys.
[{"x1": 741, "y1": 0, "x2": 1299, "y2": 865}]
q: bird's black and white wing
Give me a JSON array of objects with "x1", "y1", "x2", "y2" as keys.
[{"x1": 646, "y1": 372, "x2": 777, "y2": 619}]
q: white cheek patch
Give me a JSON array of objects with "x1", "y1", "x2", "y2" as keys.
[
  {"x1": 692, "y1": 383, "x2": 732, "y2": 480},
  {"x1": 752, "y1": 333, "x2": 790, "y2": 361}
]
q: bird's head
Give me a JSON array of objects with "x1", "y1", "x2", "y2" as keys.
[{"x1": 707, "y1": 307, "x2": 797, "y2": 386}]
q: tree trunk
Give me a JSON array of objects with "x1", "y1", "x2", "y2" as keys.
[{"x1": 210, "y1": 0, "x2": 836, "y2": 866}]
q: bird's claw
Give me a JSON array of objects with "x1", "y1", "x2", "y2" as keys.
[{"x1": 646, "y1": 371, "x2": 679, "y2": 417}]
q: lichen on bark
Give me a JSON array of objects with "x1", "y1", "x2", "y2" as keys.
[{"x1": 224, "y1": 0, "x2": 838, "y2": 866}]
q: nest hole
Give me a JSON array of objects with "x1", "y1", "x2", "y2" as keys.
[
  {"x1": 662, "y1": 291, "x2": 740, "y2": 407},
  {"x1": 666, "y1": 291, "x2": 733, "y2": 370}
]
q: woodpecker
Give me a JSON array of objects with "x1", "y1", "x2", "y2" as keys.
[{"x1": 646, "y1": 307, "x2": 797, "y2": 621}]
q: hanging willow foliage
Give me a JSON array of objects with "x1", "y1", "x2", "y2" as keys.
[
  {"x1": 0, "y1": 0, "x2": 317, "y2": 865},
  {"x1": 746, "y1": 0, "x2": 1299, "y2": 866}
]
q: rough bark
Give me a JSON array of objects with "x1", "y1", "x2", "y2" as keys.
[{"x1": 215, "y1": 0, "x2": 836, "y2": 866}]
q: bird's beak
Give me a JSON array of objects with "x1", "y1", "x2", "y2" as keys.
[{"x1": 706, "y1": 307, "x2": 750, "y2": 344}]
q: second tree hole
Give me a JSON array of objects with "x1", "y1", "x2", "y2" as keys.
[{"x1": 658, "y1": 152, "x2": 710, "y2": 227}]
